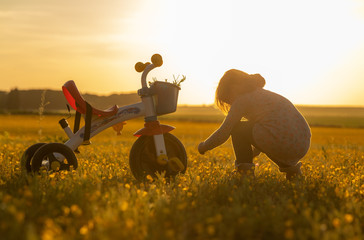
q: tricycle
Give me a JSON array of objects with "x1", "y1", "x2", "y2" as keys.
[{"x1": 20, "y1": 54, "x2": 187, "y2": 181}]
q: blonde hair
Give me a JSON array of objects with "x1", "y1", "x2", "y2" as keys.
[{"x1": 215, "y1": 69, "x2": 266, "y2": 114}]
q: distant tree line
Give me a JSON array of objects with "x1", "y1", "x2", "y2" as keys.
[
  {"x1": 0, "y1": 88, "x2": 139, "y2": 112},
  {"x1": 0, "y1": 88, "x2": 20, "y2": 110}
]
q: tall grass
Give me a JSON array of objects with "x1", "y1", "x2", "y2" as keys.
[
  {"x1": 0, "y1": 115, "x2": 362, "y2": 239},
  {"x1": 37, "y1": 90, "x2": 50, "y2": 139}
]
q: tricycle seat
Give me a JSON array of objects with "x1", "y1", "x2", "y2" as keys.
[{"x1": 62, "y1": 80, "x2": 118, "y2": 117}]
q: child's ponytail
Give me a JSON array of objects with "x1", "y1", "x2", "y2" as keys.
[{"x1": 251, "y1": 74, "x2": 266, "y2": 89}]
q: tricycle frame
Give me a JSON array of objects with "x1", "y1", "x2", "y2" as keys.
[
  {"x1": 63, "y1": 102, "x2": 146, "y2": 152},
  {"x1": 57, "y1": 57, "x2": 172, "y2": 164}
]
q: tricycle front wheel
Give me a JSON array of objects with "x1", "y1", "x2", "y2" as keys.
[{"x1": 129, "y1": 133, "x2": 187, "y2": 181}]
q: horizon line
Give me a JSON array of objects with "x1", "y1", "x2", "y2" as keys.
[{"x1": 2, "y1": 88, "x2": 364, "y2": 108}]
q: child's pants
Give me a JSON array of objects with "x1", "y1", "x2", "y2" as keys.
[{"x1": 231, "y1": 121, "x2": 292, "y2": 169}]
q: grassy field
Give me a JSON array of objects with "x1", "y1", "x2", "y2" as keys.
[
  {"x1": 158, "y1": 105, "x2": 364, "y2": 129},
  {"x1": 0, "y1": 115, "x2": 363, "y2": 240}
]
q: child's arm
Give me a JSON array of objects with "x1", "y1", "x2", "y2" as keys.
[{"x1": 198, "y1": 102, "x2": 244, "y2": 154}]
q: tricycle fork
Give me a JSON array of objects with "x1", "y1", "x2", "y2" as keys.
[{"x1": 133, "y1": 120, "x2": 175, "y2": 164}]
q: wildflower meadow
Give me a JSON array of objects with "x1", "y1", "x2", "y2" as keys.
[{"x1": 0, "y1": 115, "x2": 363, "y2": 240}]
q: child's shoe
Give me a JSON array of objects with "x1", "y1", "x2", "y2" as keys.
[
  {"x1": 235, "y1": 162, "x2": 255, "y2": 178},
  {"x1": 279, "y1": 162, "x2": 303, "y2": 181}
]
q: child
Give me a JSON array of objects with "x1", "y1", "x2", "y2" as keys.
[{"x1": 198, "y1": 69, "x2": 311, "y2": 180}]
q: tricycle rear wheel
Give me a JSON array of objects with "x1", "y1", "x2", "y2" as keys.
[
  {"x1": 30, "y1": 143, "x2": 78, "y2": 173},
  {"x1": 20, "y1": 143, "x2": 46, "y2": 174}
]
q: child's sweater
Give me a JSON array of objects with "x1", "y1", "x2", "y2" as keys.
[{"x1": 203, "y1": 89, "x2": 311, "y2": 165}]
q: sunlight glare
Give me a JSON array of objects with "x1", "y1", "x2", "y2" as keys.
[{"x1": 152, "y1": 0, "x2": 364, "y2": 105}]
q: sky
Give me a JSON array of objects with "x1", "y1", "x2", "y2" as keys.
[{"x1": 1, "y1": 0, "x2": 364, "y2": 106}]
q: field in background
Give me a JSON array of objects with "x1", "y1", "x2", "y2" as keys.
[
  {"x1": 0, "y1": 115, "x2": 363, "y2": 239},
  {"x1": 3, "y1": 105, "x2": 364, "y2": 128},
  {"x1": 160, "y1": 105, "x2": 364, "y2": 128}
]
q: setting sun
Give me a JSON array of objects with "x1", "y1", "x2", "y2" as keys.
[{"x1": 1, "y1": 0, "x2": 364, "y2": 106}]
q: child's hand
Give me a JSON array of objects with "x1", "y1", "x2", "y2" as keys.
[{"x1": 198, "y1": 142, "x2": 206, "y2": 155}]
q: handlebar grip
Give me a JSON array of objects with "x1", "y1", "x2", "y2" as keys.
[
  {"x1": 135, "y1": 62, "x2": 145, "y2": 72},
  {"x1": 135, "y1": 54, "x2": 162, "y2": 72},
  {"x1": 135, "y1": 62, "x2": 151, "y2": 72},
  {"x1": 151, "y1": 54, "x2": 163, "y2": 67}
]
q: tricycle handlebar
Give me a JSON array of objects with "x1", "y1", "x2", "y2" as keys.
[{"x1": 135, "y1": 54, "x2": 163, "y2": 88}]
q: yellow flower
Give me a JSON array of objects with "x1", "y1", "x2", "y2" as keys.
[
  {"x1": 344, "y1": 214, "x2": 354, "y2": 223},
  {"x1": 332, "y1": 218, "x2": 340, "y2": 228},
  {"x1": 79, "y1": 225, "x2": 88, "y2": 235},
  {"x1": 120, "y1": 201, "x2": 128, "y2": 211},
  {"x1": 207, "y1": 225, "x2": 215, "y2": 236},
  {"x1": 284, "y1": 229, "x2": 294, "y2": 239}
]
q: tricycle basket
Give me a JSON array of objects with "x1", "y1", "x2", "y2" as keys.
[{"x1": 151, "y1": 81, "x2": 180, "y2": 115}]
